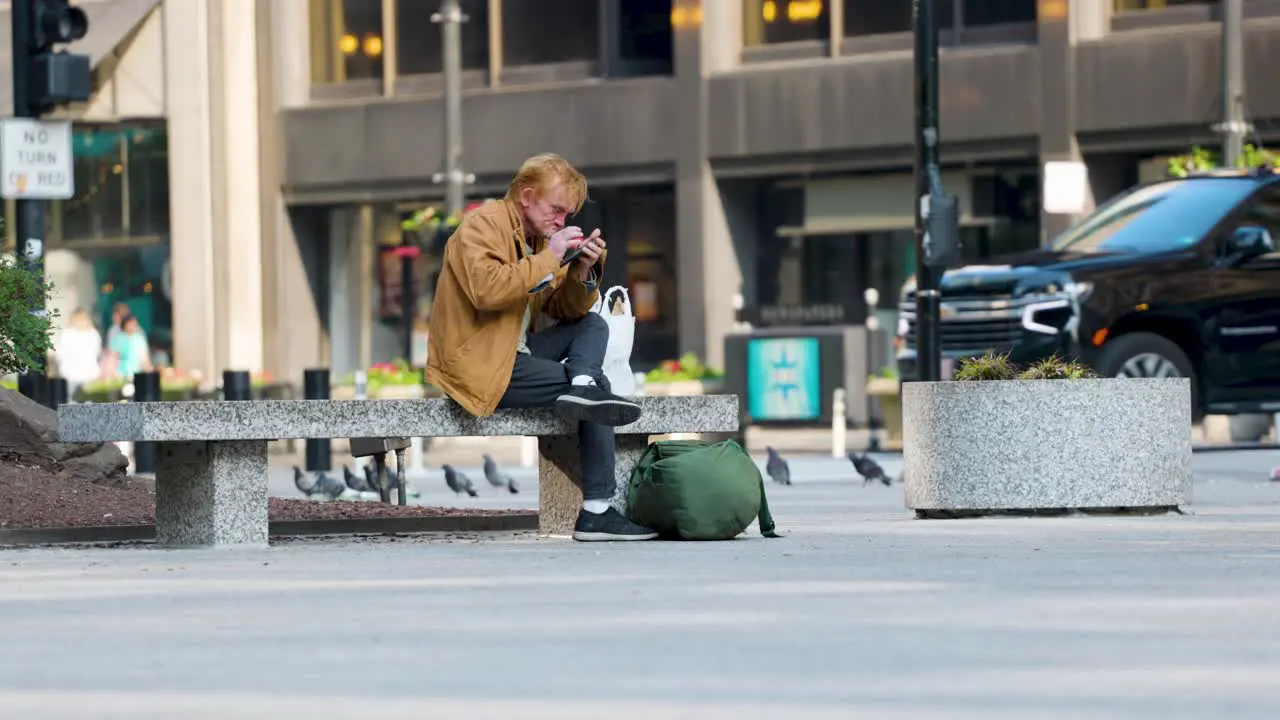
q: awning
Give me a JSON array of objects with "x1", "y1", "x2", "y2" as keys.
[{"x1": 0, "y1": 0, "x2": 160, "y2": 115}]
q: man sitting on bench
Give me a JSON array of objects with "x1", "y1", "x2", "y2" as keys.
[{"x1": 426, "y1": 153, "x2": 659, "y2": 542}]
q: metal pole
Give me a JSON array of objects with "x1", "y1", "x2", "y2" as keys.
[
  {"x1": 1220, "y1": 0, "x2": 1247, "y2": 168},
  {"x1": 913, "y1": 0, "x2": 942, "y2": 383},
  {"x1": 11, "y1": 0, "x2": 48, "y2": 325},
  {"x1": 434, "y1": 0, "x2": 468, "y2": 216},
  {"x1": 399, "y1": 233, "x2": 415, "y2": 362}
]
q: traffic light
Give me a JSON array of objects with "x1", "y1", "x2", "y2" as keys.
[{"x1": 12, "y1": 0, "x2": 92, "y2": 115}]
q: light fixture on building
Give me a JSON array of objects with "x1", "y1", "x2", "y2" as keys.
[
  {"x1": 338, "y1": 32, "x2": 358, "y2": 55},
  {"x1": 788, "y1": 0, "x2": 823, "y2": 22},
  {"x1": 362, "y1": 33, "x2": 383, "y2": 57},
  {"x1": 670, "y1": 5, "x2": 702, "y2": 29},
  {"x1": 142, "y1": 282, "x2": 153, "y2": 294},
  {"x1": 762, "y1": 1, "x2": 777, "y2": 22}
]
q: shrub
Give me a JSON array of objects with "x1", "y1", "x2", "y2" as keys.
[
  {"x1": 0, "y1": 258, "x2": 55, "y2": 376},
  {"x1": 953, "y1": 351, "x2": 1018, "y2": 381},
  {"x1": 1017, "y1": 355, "x2": 1098, "y2": 380}
]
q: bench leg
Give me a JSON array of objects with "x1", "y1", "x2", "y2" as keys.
[
  {"x1": 155, "y1": 441, "x2": 269, "y2": 547},
  {"x1": 538, "y1": 433, "x2": 650, "y2": 536}
]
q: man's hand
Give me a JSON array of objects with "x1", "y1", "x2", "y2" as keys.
[
  {"x1": 547, "y1": 226, "x2": 584, "y2": 260},
  {"x1": 573, "y1": 229, "x2": 604, "y2": 281}
]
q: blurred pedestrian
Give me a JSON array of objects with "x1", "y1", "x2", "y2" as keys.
[{"x1": 52, "y1": 308, "x2": 103, "y2": 400}]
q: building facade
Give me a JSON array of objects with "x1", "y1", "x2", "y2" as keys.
[{"x1": 7, "y1": 0, "x2": 1280, "y2": 389}]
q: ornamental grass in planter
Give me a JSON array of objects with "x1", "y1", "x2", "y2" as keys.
[
  {"x1": 902, "y1": 351, "x2": 1193, "y2": 518},
  {"x1": 642, "y1": 353, "x2": 725, "y2": 396}
]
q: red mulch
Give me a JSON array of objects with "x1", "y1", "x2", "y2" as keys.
[{"x1": 0, "y1": 461, "x2": 524, "y2": 530}]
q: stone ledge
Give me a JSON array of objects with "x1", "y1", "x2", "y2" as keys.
[{"x1": 58, "y1": 395, "x2": 740, "y2": 443}]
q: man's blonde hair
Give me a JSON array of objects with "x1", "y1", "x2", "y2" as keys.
[{"x1": 505, "y1": 153, "x2": 588, "y2": 213}]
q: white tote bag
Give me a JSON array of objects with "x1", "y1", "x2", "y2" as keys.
[{"x1": 592, "y1": 285, "x2": 636, "y2": 395}]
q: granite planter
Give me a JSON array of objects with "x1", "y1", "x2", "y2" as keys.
[{"x1": 903, "y1": 378, "x2": 1193, "y2": 517}]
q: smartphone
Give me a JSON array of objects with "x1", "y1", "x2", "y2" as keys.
[{"x1": 560, "y1": 247, "x2": 585, "y2": 266}]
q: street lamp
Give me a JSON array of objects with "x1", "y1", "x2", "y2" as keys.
[
  {"x1": 913, "y1": 0, "x2": 962, "y2": 383},
  {"x1": 864, "y1": 287, "x2": 881, "y2": 452}
]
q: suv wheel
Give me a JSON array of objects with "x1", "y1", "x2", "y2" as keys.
[{"x1": 1095, "y1": 332, "x2": 1200, "y2": 417}]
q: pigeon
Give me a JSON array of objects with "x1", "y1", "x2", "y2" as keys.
[
  {"x1": 442, "y1": 464, "x2": 479, "y2": 497},
  {"x1": 764, "y1": 446, "x2": 791, "y2": 486},
  {"x1": 314, "y1": 471, "x2": 349, "y2": 500},
  {"x1": 507, "y1": 477, "x2": 520, "y2": 494},
  {"x1": 344, "y1": 464, "x2": 373, "y2": 493},
  {"x1": 293, "y1": 465, "x2": 318, "y2": 496},
  {"x1": 483, "y1": 453, "x2": 516, "y2": 490},
  {"x1": 848, "y1": 452, "x2": 892, "y2": 486}
]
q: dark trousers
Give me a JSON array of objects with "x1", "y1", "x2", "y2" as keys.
[{"x1": 497, "y1": 313, "x2": 614, "y2": 501}]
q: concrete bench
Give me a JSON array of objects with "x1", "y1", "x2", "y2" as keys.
[{"x1": 57, "y1": 395, "x2": 739, "y2": 547}]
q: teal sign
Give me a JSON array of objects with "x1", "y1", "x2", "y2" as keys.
[{"x1": 746, "y1": 337, "x2": 821, "y2": 421}]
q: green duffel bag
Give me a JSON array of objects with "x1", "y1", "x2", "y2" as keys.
[{"x1": 626, "y1": 439, "x2": 783, "y2": 540}]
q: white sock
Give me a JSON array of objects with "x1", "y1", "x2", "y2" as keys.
[
  {"x1": 583, "y1": 500, "x2": 610, "y2": 514},
  {"x1": 571, "y1": 375, "x2": 595, "y2": 387}
]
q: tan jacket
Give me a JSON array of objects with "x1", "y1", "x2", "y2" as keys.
[{"x1": 426, "y1": 199, "x2": 604, "y2": 416}]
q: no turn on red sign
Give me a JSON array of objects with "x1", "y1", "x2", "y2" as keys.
[{"x1": 0, "y1": 118, "x2": 74, "y2": 200}]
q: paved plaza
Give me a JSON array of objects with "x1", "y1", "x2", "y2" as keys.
[{"x1": 2, "y1": 450, "x2": 1280, "y2": 719}]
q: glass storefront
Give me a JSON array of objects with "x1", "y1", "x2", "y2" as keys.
[
  {"x1": 396, "y1": 0, "x2": 489, "y2": 75},
  {"x1": 310, "y1": 0, "x2": 384, "y2": 83},
  {"x1": 744, "y1": 0, "x2": 1038, "y2": 45},
  {"x1": 310, "y1": 0, "x2": 674, "y2": 88},
  {"x1": 744, "y1": 0, "x2": 831, "y2": 45},
  {"x1": 12, "y1": 122, "x2": 175, "y2": 372},
  {"x1": 1114, "y1": 0, "x2": 1212, "y2": 11},
  {"x1": 748, "y1": 169, "x2": 1039, "y2": 324},
  {"x1": 502, "y1": 0, "x2": 599, "y2": 65}
]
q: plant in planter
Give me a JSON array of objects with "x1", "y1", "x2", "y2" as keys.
[
  {"x1": 901, "y1": 350, "x2": 1193, "y2": 518},
  {"x1": 643, "y1": 353, "x2": 725, "y2": 395},
  {"x1": 334, "y1": 358, "x2": 441, "y2": 399},
  {"x1": 78, "y1": 377, "x2": 126, "y2": 403},
  {"x1": 158, "y1": 367, "x2": 202, "y2": 401}
]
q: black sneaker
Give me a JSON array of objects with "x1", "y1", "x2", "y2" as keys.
[
  {"x1": 573, "y1": 507, "x2": 659, "y2": 542},
  {"x1": 555, "y1": 384, "x2": 642, "y2": 426}
]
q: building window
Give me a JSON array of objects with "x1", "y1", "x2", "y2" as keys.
[
  {"x1": 843, "y1": 0, "x2": 953, "y2": 37},
  {"x1": 744, "y1": 0, "x2": 831, "y2": 45},
  {"x1": 310, "y1": 0, "x2": 384, "y2": 83},
  {"x1": 41, "y1": 123, "x2": 173, "y2": 371},
  {"x1": 396, "y1": 0, "x2": 489, "y2": 75},
  {"x1": 963, "y1": 0, "x2": 1035, "y2": 25},
  {"x1": 58, "y1": 125, "x2": 169, "y2": 243},
  {"x1": 1114, "y1": 0, "x2": 1212, "y2": 11},
  {"x1": 619, "y1": 0, "x2": 673, "y2": 68},
  {"x1": 502, "y1": 0, "x2": 598, "y2": 66}
]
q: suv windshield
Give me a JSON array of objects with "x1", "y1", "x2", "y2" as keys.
[{"x1": 1050, "y1": 177, "x2": 1258, "y2": 254}]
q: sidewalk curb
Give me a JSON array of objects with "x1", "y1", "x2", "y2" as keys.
[{"x1": 0, "y1": 512, "x2": 539, "y2": 547}]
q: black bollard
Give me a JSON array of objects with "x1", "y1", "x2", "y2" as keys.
[
  {"x1": 303, "y1": 368, "x2": 331, "y2": 471},
  {"x1": 222, "y1": 370, "x2": 251, "y2": 401},
  {"x1": 45, "y1": 377, "x2": 68, "y2": 409},
  {"x1": 133, "y1": 371, "x2": 161, "y2": 474},
  {"x1": 17, "y1": 371, "x2": 46, "y2": 406}
]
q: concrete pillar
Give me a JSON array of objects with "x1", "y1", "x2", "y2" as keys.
[
  {"x1": 1037, "y1": 0, "x2": 1111, "y2": 242},
  {"x1": 259, "y1": 0, "x2": 327, "y2": 385},
  {"x1": 164, "y1": 0, "x2": 267, "y2": 379},
  {"x1": 163, "y1": 0, "x2": 219, "y2": 379},
  {"x1": 672, "y1": 0, "x2": 743, "y2": 370}
]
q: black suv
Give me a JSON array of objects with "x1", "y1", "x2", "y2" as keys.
[{"x1": 896, "y1": 169, "x2": 1280, "y2": 418}]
